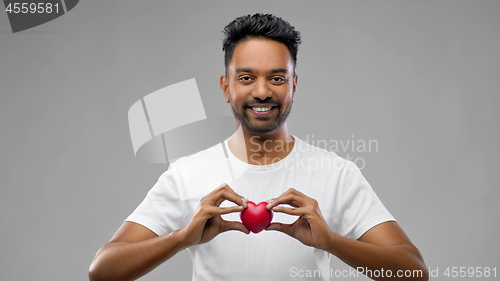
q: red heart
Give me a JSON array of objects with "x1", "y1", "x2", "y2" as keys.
[{"x1": 240, "y1": 201, "x2": 273, "y2": 233}]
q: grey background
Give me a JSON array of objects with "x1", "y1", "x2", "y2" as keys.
[{"x1": 1, "y1": 0, "x2": 499, "y2": 280}]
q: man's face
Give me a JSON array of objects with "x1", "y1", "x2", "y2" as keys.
[{"x1": 220, "y1": 38, "x2": 298, "y2": 135}]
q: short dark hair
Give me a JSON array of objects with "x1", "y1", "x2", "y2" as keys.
[{"x1": 222, "y1": 13, "x2": 301, "y2": 74}]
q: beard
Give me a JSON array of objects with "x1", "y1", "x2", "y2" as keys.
[{"x1": 228, "y1": 93, "x2": 293, "y2": 134}]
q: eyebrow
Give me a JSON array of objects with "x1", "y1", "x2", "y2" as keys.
[{"x1": 235, "y1": 68, "x2": 289, "y2": 75}]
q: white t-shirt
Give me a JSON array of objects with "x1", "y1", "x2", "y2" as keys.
[{"x1": 126, "y1": 135, "x2": 395, "y2": 280}]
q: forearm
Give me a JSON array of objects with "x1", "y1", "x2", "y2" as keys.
[
  {"x1": 89, "y1": 229, "x2": 188, "y2": 281},
  {"x1": 327, "y1": 233, "x2": 429, "y2": 281}
]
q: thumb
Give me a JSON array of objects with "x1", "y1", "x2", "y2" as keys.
[
  {"x1": 221, "y1": 220, "x2": 250, "y2": 234},
  {"x1": 265, "y1": 223, "x2": 293, "y2": 237}
]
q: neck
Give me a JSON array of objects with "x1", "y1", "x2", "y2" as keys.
[{"x1": 228, "y1": 122, "x2": 295, "y2": 165}]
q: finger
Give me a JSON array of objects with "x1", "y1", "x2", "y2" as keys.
[
  {"x1": 212, "y1": 205, "x2": 245, "y2": 215},
  {"x1": 271, "y1": 206, "x2": 307, "y2": 216},
  {"x1": 265, "y1": 189, "x2": 291, "y2": 208},
  {"x1": 215, "y1": 190, "x2": 248, "y2": 208},
  {"x1": 214, "y1": 189, "x2": 248, "y2": 208},
  {"x1": 221, "y1": 220, "x2": 250, "y2": 234},
  {"x1": 266, "y1": 193, "x2": 304, "y2": 210},
  {"x1": 287, "y1": 188, "x2": 307, "y2": 197},
  {"x1": 266, "y1": 198, "x2": 276, "y2": 205},
  {"x1": 207, "y1": 184, "x2": 248, "y2": 208},
  {"x1": 265, "y1": 222, "x2": 293, "y2": 237},
  {"x1": 266, "y1": 188, "x2": 293, "y2": 208},
  {"x1": 215, "y1": 195, "x2": 247, "y2": 208}
]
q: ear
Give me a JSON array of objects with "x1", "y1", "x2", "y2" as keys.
[
  {"x1": 220, "y1": 75, "x2": 230, "y2": 103},
  {"x1": 292, "y1": 75, "x2": 298, "y2": 100}
]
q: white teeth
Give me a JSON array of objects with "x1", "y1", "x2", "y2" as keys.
[{"x1": 251, "y1": 107, "x2": 272, "y2": 112}]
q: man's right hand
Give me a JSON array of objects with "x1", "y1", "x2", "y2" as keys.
[
  {"x1": 179, "y1": 183, "x2": 250, "y2": 246},
  {"x1": 89, "y1": 183, "x2": 249, "y2": 281}
]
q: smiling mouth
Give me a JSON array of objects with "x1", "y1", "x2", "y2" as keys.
[
  {"x1": 247, "y1": 105, "x2": 277, "y2": 115},
  {"x1": 251, "y1": 106, "x2": 273, "y2": 112}
]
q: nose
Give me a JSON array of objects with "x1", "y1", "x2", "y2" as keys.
[{"x1": 251, "y1": 79, "x2": 272, "y2": 100}]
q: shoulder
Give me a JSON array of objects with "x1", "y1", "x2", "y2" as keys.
[
  {"x1": 165, "y1": 141, "x2": 230, "y2": 200},
  {"x1": 171, "y1": 141, "x2": 226, "y2": 171}
]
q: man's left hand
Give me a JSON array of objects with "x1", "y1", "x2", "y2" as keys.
[{"x1": 265, "y1": 188, "x2": 333, "y2": 251}]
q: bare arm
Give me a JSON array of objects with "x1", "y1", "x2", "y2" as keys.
[
  {"x1": 266, "y1": 188, "x2": 428, "y2": 281},
  {"x1": 327, "y1": 221, "x2": 428, "y2": 281},
  {"x1": 88, "y1": 222, "x2": 187, "y2": 281},
  {"x1": 88, "y1": 184, "x2": 249, "y2": 281}
]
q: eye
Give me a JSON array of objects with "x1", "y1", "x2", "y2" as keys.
[
  {"x1": 270, "y1": 76, "x2": 287, "y2": 85},
  {"x1": 238, "y1": 76, "x2": 254, "y2": 84}
]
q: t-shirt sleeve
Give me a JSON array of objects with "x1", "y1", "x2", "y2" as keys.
[
  {"x1": 336, "y1": 161, "x2": 396, "y2": 240},
  {"x1": 125, "y1": 163, "x2": 190, "y2": 236}
]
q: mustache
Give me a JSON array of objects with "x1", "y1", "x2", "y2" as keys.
[{"x1": 242, "y1": 99, "x2": 281, "y2": 107}]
